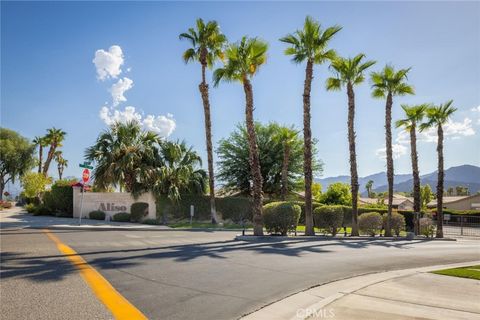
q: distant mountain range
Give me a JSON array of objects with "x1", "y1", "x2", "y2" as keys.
[{"x1": 316, "y1": 165, "x2": 480, "y2": 195}]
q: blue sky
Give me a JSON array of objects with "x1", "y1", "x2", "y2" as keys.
[{"x1": 2, "y1": 1, "x2": 479, "y2": 182}]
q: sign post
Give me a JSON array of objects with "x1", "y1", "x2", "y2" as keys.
[{"x1": 78, "y1": 162, "x2": 93, "y2": 225}]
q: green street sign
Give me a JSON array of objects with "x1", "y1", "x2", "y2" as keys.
[{"x1": 79, "y1": 162, "x2": 93, "y2": 169}]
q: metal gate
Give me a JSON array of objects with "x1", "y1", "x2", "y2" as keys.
[{"x1": 443, "y1": 215, "x2": 480, "y2": 237}]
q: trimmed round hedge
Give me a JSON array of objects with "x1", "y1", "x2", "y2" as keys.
[
  {"x1": 113, "y1": 212, "x2": 131, "y2": 222},
  {"x1": 313, "y1": 205, "x2": 344, "y2": 236},
  {"x1": 358, "y1": 212, "x2": 383, "y2": 236},
  {"x1": 89, "y1": 210, "x2": 106, "y2": 220},
  {"x1": 382, "y1": 212, "x2": 406, "y2": 236},
  {"x1": 262, "y1": 202, "x2": 301, "y2": 236}
]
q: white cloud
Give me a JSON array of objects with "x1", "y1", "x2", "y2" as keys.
[
  {"x1": 99, "y1": 106, "x2": 176, "y2": 138},
  {"x1": 99, "y1": 106, "x2": 142, "y2": 126},
  {"x1": 143, "y1": 114, "x2": 176, "y2": 137},
  {"x1": 93, "y1": 45, "x2": 124, "y2": 81},
  {"x1": 395, "y1": 130, "x2": 410, "y2": 145},
  {"x1": 418, "y1": 118, "x2": 475, "y2": 142},
  {"x1": 375, "y1": 143, "x2": 407, "y2": 160},
  {"x1": 110, "y1": 77, "x2": 133, "y2": 106},
  {"x1": 471, "y1": 106, "x2": 480, "y2": 125}
]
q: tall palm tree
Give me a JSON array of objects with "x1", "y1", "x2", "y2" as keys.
[
  {"x1": 273, "y1": 126, "x2": 299, "y2": 200},
  {"x1": 371, "y1": 65, "x2": 414, "y2": 237},
  {"x1": 213, "y1": 36, "x2": 268, "y2": 236},
  {"x1": 420, "y1": 101, "x2": 457, "y2": 238},
  {"x1": 85, "y1": 121, "x2": 160, "y2": 195},
  {"x1": 54, "y1": 150, "x2": 68, "y2": 180},
  {"x1": 365, "y1": 180, "x2": 374, "y2": 198},
  {"x1": 395, "y1": 104, "x2": 427, "y2": 234},
  {"x1": 42, "y1": 128, "x2": 66, "y2": 176},
  {"x1": 180, "y1": 18, "x2": 227, "y2": 224},
  {"x1": 326, "y1": 54, "x2": 375, "y2": 236},
  {"x1": 280, "y1": 16, "x2": 341, "y2": 235},
  {"x1": 33, "y1": 136, "x2": 48, "y2": 173}
]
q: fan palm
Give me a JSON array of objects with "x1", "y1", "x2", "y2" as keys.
[
  {"x1": 371, "y1": 65, "x2": 414, "y2": 236},
  {"x1": 280, "y1": 16, "x2": 341, "y2": 235},
  {"x1": 326, "y1": 54, "x2": 375, "y2": 236},
  {"x1": 420, "y1": 101, "x2": 457, "y2": 238},
  {"x1": 396, "y1": 104, "x2": 427, "y2": 234},
  {"x1": 32, "y1": 136, "x2": 48, "y2": 173},
  {"x1": 273, "y1": 126, "x2": 300, "y2": 200},
  {"x1": 42, "y1": 128, "x2": 66, "y2": 176},
  {"x1": 180, "y1": 18, "x2": 227, "y2": 224},
  {"x1": 213, "y1": 36, "x2": 268, "y2": 236},
  {"x1": 85, "y1": 121, "x2": 160, "y2": 195},
  {"x1": 54, "y1": 150, "x2": 68, "y2": 180},
  {"x1": 153, "y1": 140, "x2": 207, "y2": 204}
]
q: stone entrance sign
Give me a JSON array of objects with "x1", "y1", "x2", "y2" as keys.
[{"x1": 73, "y1": 186, "x2": 156, "y2": 220}]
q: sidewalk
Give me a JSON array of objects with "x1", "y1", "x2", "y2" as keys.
[
  {"x1": 0, "y1": 207, "x2": 170, "y2": 231},
  {"x1": 241, "y1": 261, "x2": 480, "y2": 320}
]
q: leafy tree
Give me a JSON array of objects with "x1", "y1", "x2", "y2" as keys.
[
  {"x1": 326, "y1": 53, "x2": 375, "y2": 236},
  {"x1": 180, "y1": 18, "x2": 227, "y2": 224},
  {"x1": 320, "y1": 182, "x2": 352, "y2": 206},
  {"x1": 455, "y1": 186, "x2": 469, "y2": 196},
  {"x1": 312, "y1": 182, "x2": 322, "y2": 202},
  {"x1": 365, "y1": 180, "x2": 374, "y2": 198},
  {"x1": 280, "y1": 16, "x2": 341, "y2": 235},
  {"x1": 20, "y1": 172, "x2": 51, "y2": 200},
  {"x1": 217, "y1": 123, "x2": 322, "y2": 197},
  {"x1": 371, "y1": 65, "x2": 414, "y2": 236},
  {"x1": 42, "y1": 128, "x2": 66, "y2": 176},
  {"x1": 446, "y1": 187, "x2": 454, "y2": 196},
  {"x1": 396, "y1": 104, "x2": 427, "y2": 234},
  {"x1": 421, "y1": 184, "x2": 434, "y2": 209},
  {"x1": 213, "y1": 36, "x2": 268, "y2": 236},
  {"x1": 85, "y1": 121, "x2": 160, "y2": 195},
  {"x1": 421, "y1": 101, "x2": 457, "y2": 238},
  {"x1": 0, "y1": 128, "x2": 36, "y2": 200}
]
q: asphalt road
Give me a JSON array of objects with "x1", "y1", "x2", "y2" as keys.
[{"x1": 2, "y1": 211, "x2": 480, "y2": 320}]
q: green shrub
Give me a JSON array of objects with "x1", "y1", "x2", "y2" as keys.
[
  {"x1": 382, "y1": 212, "x2": 406, "y2": 236},
  {"x1": 142, "y1": 218, "x2": 160, "y2": 225},
  {"x1": 42, "y1": 181, "x2": 73, "y2": 217},
  {"x1": 113, "y1": 212, "x2": 131, "y2": 222},
  {"x1": 313, "y1": 206, "x2": 344, "y2": 236},
  {"x1": 25, "y1": 203, "x2": 36, "y2": 213},
  {"x1": 33, "y1": 204, "x2": 52, "y2": 216},
  {"x1": 131, "y1": 202, "x2": 149, "y2": 222},
  {"x1": 288, "y1": 201, "x2": 324, "y2": 224},
  {"x1": 358, "y1": 212, "x2": 383, "y2": 236},
  {"x1": 89, "y1": 210, "x2": 106, "y2": 220},
  {"x1": 262, "y1": 202, "x2": 301, "y2": 236},
  {"x1": 442, "y1": 209, "x2": 480, "y2": 216},
  {"x1": 420, "y1": 217, "x2": 436, "y2": 237}
]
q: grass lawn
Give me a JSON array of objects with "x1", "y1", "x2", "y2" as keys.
[{"x1": 431, "y1": 265, "x2": 480, "y2": 280}]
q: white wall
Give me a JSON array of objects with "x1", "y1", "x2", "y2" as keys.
[{"x1": 73, "y1": 187, "x2": 156, "y2": 220}]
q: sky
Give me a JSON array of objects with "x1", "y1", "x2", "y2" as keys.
[{"x1": 1, "y1": 1, "x2": 479, "y2": 182}]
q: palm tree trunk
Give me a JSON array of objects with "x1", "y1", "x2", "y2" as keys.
[
  {"x1": 38, "y1": 145, "x2": 43, "y2": 173},
  {"x1": 42, "y1": 145, "x2": 56, "y2": 176},
  {"x1": 384, "y1": 92, "x2": 394, "y2": 237},
  {"x1": 281, "y1": 146, "x2": 290, "y2": 201},
  {"x1": 199, "y1": 60, "x2": 217, "y2": 224},
  {"x1": 58, "y1": 164, "x2": 63, "y2": 180},
  {"x1": 410, "y1": 124, "x2": 421, "y2": 234},
  {"x1": 243, "y1": 77, "x2": 264, "y2": 236},
  {"x1": 347, "y1": 82, "x2": 359, "y2": 236},
  {"x1": 303, "y1": 59, "x2": 315, "y2": 236},
  {"x1": 436, "y1": 124, "x2": 444, "y2": 238}
]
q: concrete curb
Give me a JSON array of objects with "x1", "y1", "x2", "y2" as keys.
[
  {"x1": 28, "y1": 225, "x2": 244, "y2": 232},
  {"x1": 235, "y1": 235, "x2": 457, "y2": 242},
  {"x1": 240, "y1": 260, "x2": 480, "y2": 320}
]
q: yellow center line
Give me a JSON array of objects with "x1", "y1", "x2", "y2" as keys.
[{"x1": 43, "y1": 229, "x2": 147, "y2": 320}]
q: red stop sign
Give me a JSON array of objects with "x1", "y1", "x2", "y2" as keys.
[{"x1": 82, "y1": 168, "x2": 90, "y2": 183}]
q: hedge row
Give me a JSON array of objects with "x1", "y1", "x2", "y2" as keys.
[
  {"x1": 156, "y1": 194, "x2": 252, "y2": 223},
  {"x1": 42, "y1": 182, "x2": 73, "y2": 217}
]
